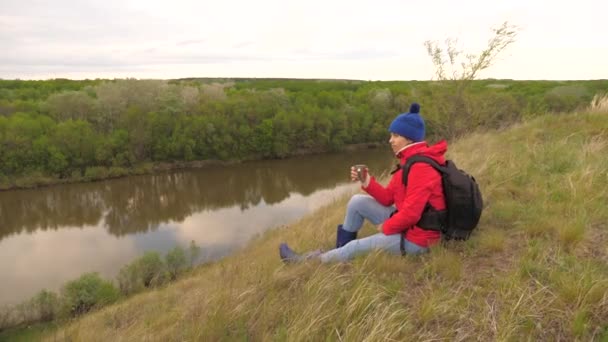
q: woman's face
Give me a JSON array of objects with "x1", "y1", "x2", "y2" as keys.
[{"x1": 389, "y1": 133, "x2": 410, "y2": 154}]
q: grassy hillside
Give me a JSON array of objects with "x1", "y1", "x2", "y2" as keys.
[{"x1": 25, "y1": 110, "x2": 608, "y2": 340}]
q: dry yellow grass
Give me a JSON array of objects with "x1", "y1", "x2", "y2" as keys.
[
  {"x1": 589, "y1": 93, "x2": 608, "y2": 113},
  {"x1": 15, "y1": 109, "x2": 607, "y2": 341}
]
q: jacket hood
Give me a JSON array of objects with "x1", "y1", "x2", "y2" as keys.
[{"x1": 397, "y1": 140, "x2": 447, "y2": 164}]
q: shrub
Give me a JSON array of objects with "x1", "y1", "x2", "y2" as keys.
[
  {"x1": 69, "y1": 169, "x2": 82, "y2": 180},
  {"x1": 13, "y1": 171, "x2": 52, "y2": 188},
  {"x1": 471, "y1": 91, "x2": 521, "y2": 129},
  {"x1": 134, "y1": 162, "x2": 154, "y2": 175},
  {"x1": 0, "y1": 290, "x2": 60, "y2": 330},
  {"x1": 108, "y1": 166, "x2": 128, "y2": 178},
  {"x1": 189, "y1": 240, "x2": 201, "y2": 267},
  {"x1": 29, "y1": 290, "x2": 59, "y2": 322},
  {"x1": 166, "y1": 246, "x2": 187, "y2": 280},
  {"x1": 117, "y1": 263, "x2": 144, "y2": 296},
  {"x1": 0, "y1": 173, "x2": 11, "y2": 190},
  {"x1": 117, "y1": 252, "x2": 167, "y2": 296},
  {"x1": 136, "y1": 252, "x2": 167, "y2": 287},
  {"x1": 0, "y1": 305, "x2": 18, "y2": 330},
  {"x1": 543, "y1": 85, "x2": 589, "y2": 113},
  {"x1": 47, "y1": 147, "x2": 68, "y2": 175},
  {"x1": 60, "y1": 273, "x2": 120, "y2": 317},
  {"x1": 83, "y1": 166, "x2": 109, "y2": 181}
]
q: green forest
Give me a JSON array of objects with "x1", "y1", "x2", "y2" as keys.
[{"x1": 1, "y1": 78, "x2": 607, "y2": 189}]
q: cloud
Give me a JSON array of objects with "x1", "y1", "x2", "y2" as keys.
[
  {"x1": 232, "y1": 41, "x2": 254, "y2": 49},
  {"x1": 1, "y1": 0, "x2": 607, "y2": 80},
  {"x1": 176, "y1": 39, "x2": 206, "y2": 46},
  {"x1": 0, "y1": 0, "x2": 418, "y2": 79}
]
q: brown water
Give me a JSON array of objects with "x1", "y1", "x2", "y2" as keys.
[{"x1": 0, "y1": 148, "x2": 394, "y2": 306}]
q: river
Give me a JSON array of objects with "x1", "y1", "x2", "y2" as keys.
[{"x1": 0, "y1": 148, "x2": 395, "y2": 306}]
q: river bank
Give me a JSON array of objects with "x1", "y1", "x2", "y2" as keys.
[{"x1": 0, "y1": 143, "x2": 383, "y2": 191}]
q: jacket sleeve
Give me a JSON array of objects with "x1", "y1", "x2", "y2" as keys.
[
  {"x1": 382, "y1": 163, "x2": 441, "y2": 235},
  {"x1": 362, "y1": 176, "x2": 395, "y2": 206}
]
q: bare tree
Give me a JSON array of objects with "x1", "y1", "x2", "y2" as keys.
[{"x1": 424, "y1": 22, "x2": 518, "y2": 138}]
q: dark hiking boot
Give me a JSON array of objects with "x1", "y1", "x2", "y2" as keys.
[{"x1": 336, "y1": 224, "x2": 357, "y2": 248}]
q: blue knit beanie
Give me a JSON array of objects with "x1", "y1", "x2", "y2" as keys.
[{"x1": 388, "y1": 103, "x2": 425, "y2": 142}]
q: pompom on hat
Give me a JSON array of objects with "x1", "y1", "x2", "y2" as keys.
[{"x1": 388, "y1": 103, "x2": 425, "y2": 142}]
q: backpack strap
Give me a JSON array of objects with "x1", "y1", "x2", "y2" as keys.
[
  {"x1": 390, "y1": 163, "x2": 401, "y2": 175},
  {"x1": 402, "y1": 155, "x2": 446, "y2": 186},
  {"x1": 401, "y1": 155, "x2": 447, "y2": 231}
]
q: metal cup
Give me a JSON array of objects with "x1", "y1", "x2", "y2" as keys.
[{"x1": 353, "y1": 164, "x2": 368, "y2": 182}]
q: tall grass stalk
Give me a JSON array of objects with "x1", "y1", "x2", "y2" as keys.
[{"x1": 589, "y1": 93, "x2": 608, "y2": 112}]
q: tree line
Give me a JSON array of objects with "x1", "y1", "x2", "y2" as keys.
[{"x1": 1, "y1": 78, "x2": 607, "y2": 188}]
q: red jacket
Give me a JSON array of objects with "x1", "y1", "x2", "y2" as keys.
[{"x1": 363, "y1": 140, "x2": 447, "y2": 247}]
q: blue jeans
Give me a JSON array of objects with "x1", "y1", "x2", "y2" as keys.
[{"x1": 320, "y1": 194, "x2": 428, "y2": 263}]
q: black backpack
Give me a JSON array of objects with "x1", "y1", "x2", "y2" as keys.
[{"x1": 401, "y1": 155, "x2": 483, "y2": 240}]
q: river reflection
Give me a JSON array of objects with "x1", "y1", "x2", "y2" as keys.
[{"x1": 0, "y1": 149, "x2": 393, "y2": 305}]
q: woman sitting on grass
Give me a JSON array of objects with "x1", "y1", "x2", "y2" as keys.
[{"x1": 280, "y1": 103, "x2": 447, "y2": 263}]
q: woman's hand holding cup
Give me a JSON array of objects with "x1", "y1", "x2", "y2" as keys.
[
  {"x1": 350, "y1": 167, "x2": 359, "y2": 182},
  {"x1": 351, "y1": 164, "x2": 370, "y2": 187}
]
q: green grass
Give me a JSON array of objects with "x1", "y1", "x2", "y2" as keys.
[
  {"x1": 0, "y1": 322, "x2": 56, "y2": 342},
  {"x1": 6, "y1": 110, "x2": 608, "y2": 341}
]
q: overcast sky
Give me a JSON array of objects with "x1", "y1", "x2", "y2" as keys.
[{"x1": 1, "y1": 0, "x2": 607, "y2": 80}]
